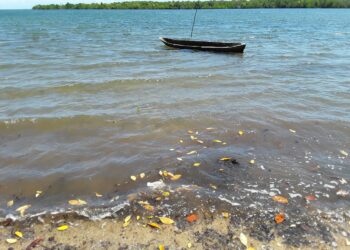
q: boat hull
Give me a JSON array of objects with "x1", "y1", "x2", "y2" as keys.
[{"x1": 160, "y1": 37, "x2": 245, "y2": 53}]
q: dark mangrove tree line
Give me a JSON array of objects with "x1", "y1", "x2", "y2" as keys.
[{"x1": 32, "y1": 0, "x2": 350, "y2": 9}]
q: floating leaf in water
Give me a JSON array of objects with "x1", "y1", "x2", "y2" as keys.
[
  {"x1": 148, "y1": 222, "x2": 161, "y2": 229},
  {"x1": 16, "y1": 204, "x2": 31, "y2": 217},
  {"x1": 213, "y1": 139, "x2": 222, "y2": 143},
  {"x1": 305, "y1": 195, "x2": 316, "y2": 201},
  {"x1": 7, "y1": 200, "x2": 14, "y2": 207},
  {"x1": 14, "y1": 231, "x2": 23, "y2": 238},
  {"x1": 219, "y1": 157, "x2": 231, "y2": 161},
  {"x1": 272, "y1": 195, "x2": 289, "y2": 204},
  {"x1": 140, "y1": 173, "x2": 145, "y2": 179},
  {"x1": 222, "y1": 212, "x2": 230, "y2": 218},
  {"x1": 35, "y1": 190, "x2": 43, "y2": 198},
  {"x1": 239, "y1": 232, "x2": 248, "y2": 246},
  {"x1": 6, "y1": 238, "x2": 17, "y2": 244},
  {"x1": 340, "y1": 150, "x2": 348, "y2": 157},
  {"x1": 130, "y1": 175, "x2": 137, "y2": 181},
  {"x1": 249, "y1": 159, "x2": 255, "y2": 164},
  {"x1": 57, "y1": 225, "x2": 69, "y2": 231},
  {"x1": 159, "y1": 217, "x2": 174, "y2": 225},
  {"x1": 162, "y1": 191, "x2": 170, "y2": 197},
  {"x1": 171, "y1": 174, "x2": 182, "y2": 181},
  {"x1": 68, "y1": 199, "x2": 87, "y2": 206},
  {"x1": 193, "y1": 162, "x2": 201, "y2": 167},
  {"x1": 159, "y1": 244, "x2": 165, "y2": 250},
  {"x1": 275, "y1": 213, "x2": 285, "y2": 224},
  {"x1": 95, "y1": 192, "x2": 103, "y2": 197},
  {"x1": 238, "y1": 130, "x2": 244, "y2": 136},
  {"x1": 187, "y1": 150, "x2": 197, "y2": 155},
  {"x1": 289, "y1": 129, "x2": 296, "y2": 133},
  {"x1": 186, "y1": 214, "x2": 198, "y2": 223}
]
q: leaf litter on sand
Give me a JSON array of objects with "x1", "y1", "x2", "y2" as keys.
[
  {"x1": 186, "y1": 214, "x2": 198, "y2": 223},
  {"x1": 6, "y1": 238, "x2": 17, "y2": 244},
  {"x1": 57, "y1": 225, "x2": 69, "y2": 231},
  {"x1": 148, "y1": 222, "x2": 161, "y2": 229},
  {"x1": 68, "y1": 199, "x2": 87, "y2": 206},
  {"x1": 170, "y1": 174, "x2": 182, "y2": 181},
  {"x1": 272, "y1": 195, "x2": 289, "y2": 204},
  {"x1": 159, "y1": 217, "x2": 174, "y2": 225},
  {"x1": 7, "y1": 200, "x2": 14, "y2": 207},
  {"x1": 193, "y1": 162, "x2": 201, "y2": 167},
  {"x1": 340, "y1": 150, "x2": 348, "y2": 157},
  {"x1": 275, "y1": 213, "x2": 285, "y2": 224},
  {"x1": 15, "y1": 231, "x2": 23, "y2": 238},
  {"x1": 239, "y1": 232, "x2": 248, "y2": 247},
  {"x1": 16, "y1": 204, "x2": 31, "y2": 216},
  {"x1": 35, "y1": 190, "x2": 43, "y2": 198}
]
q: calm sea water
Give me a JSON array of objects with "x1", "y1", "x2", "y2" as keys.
[{"x1": 0, "y1": 9, "x2": 349, "y2": 219}]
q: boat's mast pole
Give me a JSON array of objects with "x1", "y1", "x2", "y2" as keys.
[{"x1": 190, "y1": 5, "x2": 198, "y2": 38}]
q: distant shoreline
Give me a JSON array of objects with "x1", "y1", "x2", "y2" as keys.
[{"x1": 32, "y1": 1, "x2": 350, "y2": 10}]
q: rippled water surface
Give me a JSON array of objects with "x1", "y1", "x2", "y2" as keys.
[{"x1": 0, "y1": 9, "x2": 349, "y2": 218}]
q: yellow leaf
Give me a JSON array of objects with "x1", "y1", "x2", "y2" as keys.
[
  {"x1": 6, "y1": 238, "x2": 17, "y2": 244},
  {"x1": 187, "y1": 242, "x2": 192, "y2": 248},
  {"x1": 222, "y1": 142, "x2": 227, "y2": 145},
  {"x1": 238, "y1": 130, "x2": 244, "y2": 136},
  {"x1": 239, "y1": 232, "x2": 248, "y2": 246},
  {"x1": 159, "y1": 244, "x2": 165, "y2": 250},
  {"x1": 187, "y1": 130, "x2": 193, "y2": 134},
  {"x1": 143, "y1": 204, "x2": 154, "y2": 211},
  {"x1": 14, "y1": 231, "x2": 23, "y2": 238},
  {"x1": 148, "y1": 222, "x2": 161, "y2": 229},
  {"x1": 16, "y1": 204, "x2": 31, "y2": 217},
  {"x1": 159, "y1": 217, "x2": 174, "y2": 225},
  {"x1": 210, "y1": 184, "x2": 217, "y2": 190},
  {"x1": 162, "y1": 191, "x2": 170, "y2": 197},
  {"x1": 130, "y1": 175, "x2": 137, "y2": 181},
  {"x1": 247, "y1": 247, "x2": 256, "y2": 250},
  {"x1": 7, "y1": 200, "x2": 14, "y2": 207},
  {"x1": 272, "y1": 195, "x2": 289, "y2": 204},
  {"x1": 171, "y1": 174, "x2": 182, "y2": 181},
  {"x1": 140, "y1": 173, "x2": 145, "y2": 178},
  {"x1": 57, "y1": 225, "x2": 69, "y2": 231},
  {"x1": 219, "y1": 157, "x2": 231, "y2": 161},
  {"x1": 35, "y1": 190, "x2": 43, "y2": 198},
  {"x1": 213, "y1": 139, "x2": 222, "y2": 143},
  {"x1": 124, "y1": 215, "x2": 131, "y2": 223},
  {"x1": 249, "y1": 159, "x2": 255, "y2": 164},
  {"x1": 340, "y1": 150, "x2": 348, "y2": 157},
  {"x1": 190, "y1": 135, "x2": 197, "y2": 140},
  {"x1": 187, "y1": 150, "x2": 197, "y2": 155},
  {"x1": 206, "y1": 127, "x2": 215, "y2": 130},
  {"x1": 136, "y1": 215, "x2": 140, "y2": 220},
  {"x1": 193, "y1": 162, "x2": 201, "y2": 167},
  {"x1": 123, "y1": 220, "x2": 131, "y2": 227},
  {"x1": 222, "y1": 212, "x2": 230, "y2": 218},
  {"x1": 68, "y1": 199, "x2": 87, "y2": 206},
  {"x1": 179, "y1": 139, "x2": 184, "y2": 143},
  {"x1": 95, "y1": 192, "x2": 103, "y2": 197}
]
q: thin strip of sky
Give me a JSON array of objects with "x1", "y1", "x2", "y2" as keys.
[{"x1": 0, "y1": 0, "x2": 122, "y2": 9}]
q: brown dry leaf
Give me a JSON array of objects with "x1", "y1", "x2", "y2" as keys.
[
  {"x1": 193, "y1": 162, "x2": 201, "y2": 167},
  {"x1": 239, "y1": 232, "x2": 248, "y2": 246},
  {"x1": 147, "y1": 222, "x2": 161, "y2": 229},
  {"x1": 14, "y1": 231, "x2": 23, "y2": 238},
  {"x1": 159, "y1": 244, "x2": 165, "y2": 250},
  {"x1": 219, "y1": 157, "x2": 231, "y2": 161},
  {"x1": 159, "y1": 217, "x2": 174, "y2": 225},
  {"x1": 16, "y1": 204, "x2": 31, "y2": 217},
  {"x1": 186, "y1": 214, "x2": 198, "y2": 223},
  {"x1": 272, "y1": 195, "x2": 289, "y2": 204},
  {"x1": 6, "y1": 238, "x2": 17, "y2": 244},
  {"x1": 171, "y1": 174, "x2": 182, "y2": 181},
  {"x1": 274, "y1": 213, "x2": 285, "y2": 224},
  {"x1": 25, "y1": 238, "x2": 44, "y2": 249},
  {"x1": 57, "y1": 225, "x2": 69, "y2": 231},
  {"x1": 187, "y1": 150, "x2": 197, "y2": 155},
  {"x1": 130, "y1": 175, "x2": 137, "y2": 181},
  {"x1": 68, "y1": 199, "x2": 87, "y2": 206},
  {"x1": 7, "y1": 200, "x2": 14, "y2": 207}
]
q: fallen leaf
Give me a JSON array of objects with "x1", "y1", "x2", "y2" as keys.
[
  {"x1": 186, "y1": 214, "x2": 198, "y2": 223},
  {"x1": 196, "y1": 140, "x2": 204, "y2": 144},
  {"x1": 147, "y1": 222, "x2": 161, "y2": 229},
  {"x1": 171, "y1": 174, "x2": 182, "y2": 181},
  {"x1": 340, "y1": 150, "x2": 348, "y2": 157},
  {"x1": 272, "y1": 195, "x2": 289, "y2": 204},
  {"x1": 25, "y1": 238, "x2": 44, "y2": 249},
  {"x1": 247, "y1": 247, "x2": 256, "y2": 250},
  {"x1": 35, "y1": 190, "x2": 42, "y2": 198},
  {"x1": 206, "y1": 127, "x2": 215, "y2": 130},
  {"x1": 162, "y1": 191, "x2": 170, "y2": 197},
  {"x1": 289, "y1": 129, "x2": 296, "y2": 133},
  {"x1": 124, "y1": 215, "x2": 131, "y2": 223},
  {"x1": 219, "y1": 157, "x2": 231, "y2": 161},
  {"x1": 159, "y1": 217, "x2": 174, "y2": 225},
  {"x1": 213, "y1": 139, "x2": 222, "y2": 143},
  {"x1": 187, "y1": 150, "x2": 197, "y2": 155},
  {"x1": 16, "y1": 204, "x2": 31, "y2": 217},
  {"x1": 142, "y1": 204, "x2": 154, "y2": 211},
  {"x1": 177, "y1": 157, "x2": 183, "y2": 161},
  {"x1": 68, "y1": 199, "x2": 87, "y2": 206},
  {"x1": 140, "y1": 173, "x2": 145, "y2": 179},
  {"x1": 156, "y1": 196, "x2": 162, "y2": 201},
  {"x1": 210, "y1": 184, "x2": 217, "y2": 189},
  {"x1": 249, "y1": 159, "x2": 255, "y2": 164},
  {"x1": 136, "y1": 215, "x2": 140, "y2": 220},
  {"x1": 239, "y1": 232, "x2": 248, "y2": 246},
  {"x1": 95, "y1": 192, "x2": 103, "y2": 197},
  {"x1": 238, "y1": 130, "x2": 244, "y2": 136},
  {"x1": 123, "y1": 220, "x2": 131, "y2": 227},
  {"x1": 179, "y1": 139, "x2": 184, "y2": 143},
  {"x1": 336, "y1": 189, "x2": 349, "y2": 197},
  {"x1": 15, "y1": 231, "x2": 23, "y2": 238},
  {"x1": 305, "y1": 195, "x2": 316, "y2": 201},
  {"x1": 7, "y1": 200, "x2": 14, "y2": 207},
  {"x1": 275, "y1": 213, "x2": 285, "y2": 224},
  {"x1": 222, "y1": 212, "x2": 230, "y2": 218},
  {"x1": 187, "y1": 242, "x2": 192, "y2": 248},
  {"x1": 130, "y1": 175, "x2": 137, "y2": 181},
  {"x1": 6, "y1": 238, "x2": 17, "y2": 244},
  {"x1": 159, "y1": 244, "x2": 165, "y2": 250},
  {"x1": 193, "y1": 162, "x2": 201, "y2": 167},
  {"x1": 187, "y1": 130, "x2": 193, "y2": 134},
  {"x1": 57, "y1": 225, "x2": 69, "y2": 231},
  {"x1": 190, "y1": 135, "x2": 197, "y2": 140}
]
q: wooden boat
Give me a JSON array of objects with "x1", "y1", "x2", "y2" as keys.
[{"x1": 159, "y1": 37, "x2": 246, "y2": 53}]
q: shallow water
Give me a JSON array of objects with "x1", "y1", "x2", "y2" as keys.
[{"x1": 0, "y1": 9, "x2": 349, "y2": 219}]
